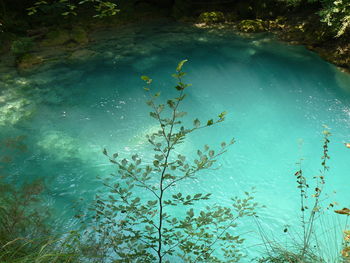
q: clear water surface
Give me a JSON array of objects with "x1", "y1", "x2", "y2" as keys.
[{"x1": 0, "y1": 23, "x2": 349, "y2": 261}]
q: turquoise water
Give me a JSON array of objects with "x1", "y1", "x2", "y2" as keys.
[{"x1": 1, "y1": 24, "x2": 350, "y2": 261}]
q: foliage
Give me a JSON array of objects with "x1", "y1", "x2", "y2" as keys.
[
  {"x1": 257, "y1": 249, "x2": 323, "y2": 263},
  {"x1": 257, "y1": 127, "x2": 339, "y2": 262},
  {"x1": 0, "y1": 176, "x2": 85, "y2": 262},
  {"x1": 90, "y1": 60, "x2": 257, "y2": 262},
  {"x1": 296, "y1": 128, "x2": 331, "y2": 257},
  {"x1": 342, "y1": 230, "x2": 350, "y2": 262},
  {"x1": 319, "y1": 0, "x2": 350, "y2": 37},
  {"x1": 280, "y1": 0, "x2": 350, "y2": 36},
  {"x1": 0, "y1": 179, "x2": 74, "y2": 262},
  {"x1": 198, "y1": 11, "x2": 225, "y2": 24},
  {"x1": 27, "y1": 0, "x2": 120, "y2": 18},
  {"x1": 0, "y1": 135, "x2": 81, "y2": 262},
  {"x1": 237, "y1": 19, "x2": 267, "y2": 33},
  {"x1": 0, "y1": 179, "x2": 48, "y2": 244}
]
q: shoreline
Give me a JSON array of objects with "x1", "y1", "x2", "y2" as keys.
[{"x1": 0, "y1": 14, "x2": 349, "y2": 76}]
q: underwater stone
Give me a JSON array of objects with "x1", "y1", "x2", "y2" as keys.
[
  {"x1": 69, "y1": 49, "x2": 97, "y2": 62},
  {"x1": 17, "y1": 54, "x2": 44, "y2": 71},
  {"x1": 0, "y1": 96, "x2": 36, "y2": 126},
  {"x1": 41, "y1": 30, "x2": 71, "y2": 47},
  {"x1": 37, "y1": 130, "x2": 80, "y2": 160},
  {"x1": 70, "y1": 27, "x2": 89, "y2": 45}
]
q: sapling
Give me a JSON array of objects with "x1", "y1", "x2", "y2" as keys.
[{"x1": 92, "y1": 60, "x2": 257, "y2": 263}]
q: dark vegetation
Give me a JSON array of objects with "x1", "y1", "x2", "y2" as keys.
[{"x1": 0, "y1": 0, "x2": 349, "y2": 72}]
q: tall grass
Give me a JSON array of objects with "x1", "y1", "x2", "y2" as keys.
[{"x1": 256, "y1": 127, "x2": 349, "y2": 263}]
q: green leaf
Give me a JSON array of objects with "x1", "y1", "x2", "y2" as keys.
[
  {"x1": 150, "y1": 112, "x2": 158, "y2": 119},
  {"x1": 175, "y1": 112, "x2": 187, "y2": 118},
  {"x1": 167, "y1": 100, "x2": 175, "y2": 108},
  {"x1": 193, "y1": 118, "x2": 200, "y2": 128},
  {"x1": 176, "y1": 59, "x2": 188, "y2": 72},
  {"x1": 218, "y1": 111, "x2": 227, "y2": 119},
  {"x1": 141, "y1": 75, "x2": 152, "y2": 84},
  {"x1": 207, "y1": 119, "x2": 214, "y2": 126},
  {"x1": 194, "y1": 193, "x2": 202, "y2": 198}
]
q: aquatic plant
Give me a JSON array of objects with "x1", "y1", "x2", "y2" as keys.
[{"x1": 90, "y1": 60, "x2": 257, "y2": 262}]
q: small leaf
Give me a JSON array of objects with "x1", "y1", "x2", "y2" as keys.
[
  {"x1": 175, "y1": 112, "x2": 187, "y2": 118},
  {"x1": 193, "y1": 118, "x2": 200, "y2": 128},
  {"x1": 176, "y1": 59, "x2": 188, "y2": 72},
  {"x1": 141, "y1": 75, "x2": 150, "y2": 81},
  {"x1": 141, "y1": 75, "x2": 152, "y2": 84},
  {"x1": 207, "y1": 119, "x2": 214, "y2": 126},
  {"x1": 150, "y1": 112, "x2": 158, "y2": 119},
  {"x1": 102, "y1": 148, "x2": 108, "y2": 155},
  {"x1": 167, "y1": 100, "x2": 175, "y2": 108},
  {"x1": 218, "y1": 111, "x2": 227, "y2": 119},
  {"x1": 194, "y1": 193, "x2": 202, "y2": 198}
]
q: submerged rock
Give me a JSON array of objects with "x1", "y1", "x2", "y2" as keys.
[
  {"x1": 37, "y1": 130, "x2": 78, "y2": 160},
  {"x1": 0, "y1": 89, "x2": 36, "y2": 126},
  {"x1": 40, "y1": 27, "x2": 89, "y2": 47},
  {"x1": 41, "y1": 30, "x2": 71, "y2": 47},
  {"x1": 69, "y1": 49, "x2": 97, "y2": 62},
  {"x1": 17, "y1": 54, "x2": 44, "y2": 71},
  {"x1": 70, "y1": 26, "x2": 89, "y2": 45}
]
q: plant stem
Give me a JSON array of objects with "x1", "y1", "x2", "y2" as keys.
[{"x1": 156, "y1": 76, "x2": 184, "y2": 262}]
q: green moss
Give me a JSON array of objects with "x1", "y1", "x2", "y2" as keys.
[
  {"x1": 237, "y1": 19, "x2": 267, "y2": 33},
  {"x1": 40, "y1": 30, "x2": 70, "y2": 47},
  {"x1": 70, "y1": 26, "x2": 88, "y2": 44},
  {"x1": 10, "y1": 38, "x2": 34, "y2": 56},
  {"x1": 198, "y1": 11, "x2": 225, "y2": 24},
  {"x1": 17, "y1": 54, "x2": 44, "y2": 70}
]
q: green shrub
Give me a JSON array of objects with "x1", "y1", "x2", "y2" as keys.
[
  {"x1": 90, "y1": 61, "x2": 258, "y2": 262},
  {"x1": 198, "y1": 11, "x2": 225, "y2": 24},
  {"x1": 237, "y1": 19, "x2": 267, "y2": 33}
]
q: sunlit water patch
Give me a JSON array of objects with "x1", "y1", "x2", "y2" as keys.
[{"x1": 1, "y1": 23, "x2": 350, "y2": 261}]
